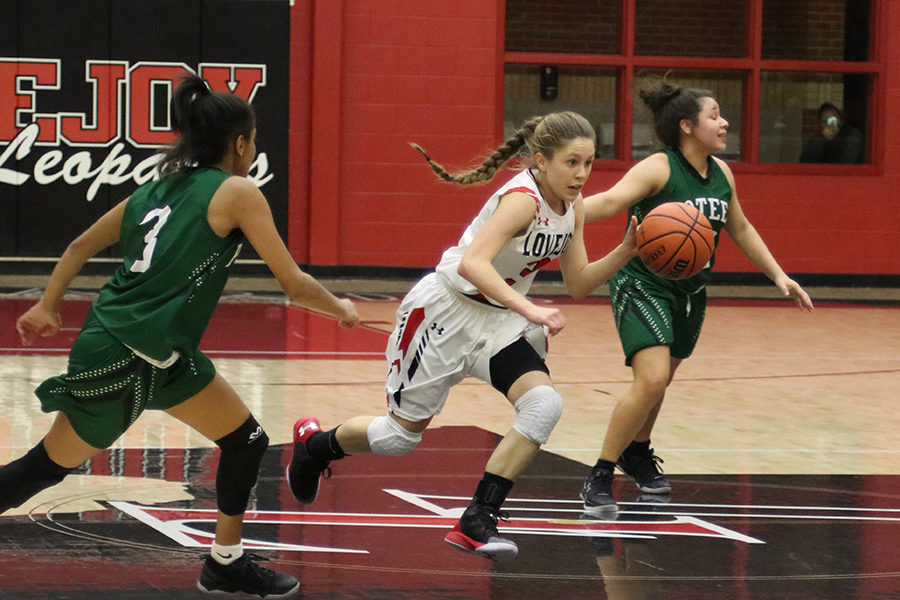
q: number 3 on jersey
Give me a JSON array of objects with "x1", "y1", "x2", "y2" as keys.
[{"x1": 130, "y1": 206, "x2": 172, "y2": 273}]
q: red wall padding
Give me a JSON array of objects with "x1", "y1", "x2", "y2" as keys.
[{"x1": 291, "y1": 0, "x2": 900, "y2": 276}]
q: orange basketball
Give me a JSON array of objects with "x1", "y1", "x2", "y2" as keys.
[{"x1": 636, "y1": 202, "x2": 715, "y2": 280}]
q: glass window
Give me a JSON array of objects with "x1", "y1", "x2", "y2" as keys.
[
  {"x1": 504, "y1": 64, "x2": 618, "y2": 159},
  {"x1": 505, "y1": 0, "x2": 619, "y2": 54},
  {"x1": 635, "y1": 0, "x2": 746, "y2": 58},
  {"x1": 759, "y1": 71, "x2": 868, "y2": 164},
  {"x1": 632, "y1": 70, "x2": 743, "y2": 161},
  {"x1": 762, "y1": 0, "x2": 870, "y2": 61},
  {"x1": 502, "y1": 1, "x2": 876, "y2": 167}
]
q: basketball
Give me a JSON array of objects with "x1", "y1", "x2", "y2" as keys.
[{"x1": 636, "y1": 202, "x2": 715, "y2": 280}]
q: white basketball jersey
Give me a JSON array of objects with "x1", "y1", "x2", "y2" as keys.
[{"x1": 435, "y1": 168, "x2": 575, "y2": 306}]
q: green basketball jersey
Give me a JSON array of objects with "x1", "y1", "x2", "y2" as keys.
[
  {"x1": 621, "y1": 148, "x2": 732, "y2": 294},
  {"x1": 92, "y1": 168, "x2": 244, "y2": 362}
]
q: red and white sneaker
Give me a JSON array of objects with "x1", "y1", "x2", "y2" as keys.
[
  {"x1": 444, "y1": 502, "x2": 518, "y2": 561},
  {"x1": 285, "y1": 417, "x2": 330, "y2": 504}
]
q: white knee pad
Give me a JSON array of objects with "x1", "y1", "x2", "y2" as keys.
[
  {"x1": 512, "y1": 385, "x2": 563, "y2": 445},
  {"x1": 367, "y1": 416, "x2": 423, "y2": 456}
]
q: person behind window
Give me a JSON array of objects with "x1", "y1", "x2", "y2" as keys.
[{"x1": 799, "y1": 102, "x2": 863, "y2": 164}]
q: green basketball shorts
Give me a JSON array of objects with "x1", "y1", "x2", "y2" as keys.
[
  {"x1": 609, "y1": 271, "x2": 706, "y2": 366},
  {"x1": 35, "y1": 311, "x2": 216, "y2": 449}
]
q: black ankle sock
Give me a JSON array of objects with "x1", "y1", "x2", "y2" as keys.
[
  {"x1": 0, "y1": 441, "x2": 72, "y2": 513},
  {"x1": 594, "y1": 459, "x2": 616, "y2": 473},
  {"x1": 627, "y1": 440, "x2": 651, "y2": 455},
  {"x1": 306, "y1": 427, "x2": 346, "y2": 463},
  {"x1": 472, "y1": 472, "x2": 514, "y2": 510}
]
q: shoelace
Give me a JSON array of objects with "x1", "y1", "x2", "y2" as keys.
[
  {"x1": 473, "y1": 506, "x2": 510, "y2": 530},
  {"x1": 632, "y1": 452, "x2": 665, "y2": 480},
  {"x1": 493, "y1": 510, "x2": 510, "y2": 524},
  {"x1": 481, "y1": 509, "x2": 511, "y2": 537}
]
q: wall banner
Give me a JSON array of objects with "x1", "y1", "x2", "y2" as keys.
[{"x1": 0, "y1": 0, "x2": 289, "y2": 264}]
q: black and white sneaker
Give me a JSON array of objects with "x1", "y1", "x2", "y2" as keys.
[
  {"x1": 197, "y1": 554, "x2": 300, "y2": 597},
  {"x1": 286, "y1": 417, "x2": 331, "y2": 504},
  {"x1": 580, "y1": 463, "x2": 618, "y2": 517},
  {"x1": 444, "y1": 502, "x2": 518, "y2": 561},
  {"x1": 616, "y1": 446, "x2": 671, "y2": 494}
]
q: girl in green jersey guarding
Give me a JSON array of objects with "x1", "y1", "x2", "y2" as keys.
[
  {"x1": 4, "y1": 74, "x2": 357, "y2": 597},
  {"x1": 579, "y1": 77, "x2": 814, "y2": 515}
]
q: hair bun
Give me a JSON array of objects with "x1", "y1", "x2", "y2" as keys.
[{"x1": 641, "y1": 82, "x2": 681, "y2": 114}]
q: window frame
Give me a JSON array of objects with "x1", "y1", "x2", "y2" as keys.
[{"x1": 499, "y1": 0, "x2": 884, "y2": 175}]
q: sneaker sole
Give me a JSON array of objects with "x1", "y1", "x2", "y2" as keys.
[
  {"x1": 581, "y1": 503, "x2": 619, "y2": 519},
  {"x1": 636, "y1": 483, "x2": 671, "y2": 494},
  {"x1": 197, "y1": 579, "x2": 301, "y2": 598},
  {"x1": 636, "y1": 493, "x2": 672, "y2": 504},
  {"x1": 285, "y1": 465, "x2": 319, "y2": 504},
  {"x1": 444, "y1": 531, "x2": 518, "y2": 561},
  {"x1": 615, "y1": 464, "x2": 672, "y2": 494},
  {"x1": 579, "y1": 489, "x2": 619, "y2": 518}
]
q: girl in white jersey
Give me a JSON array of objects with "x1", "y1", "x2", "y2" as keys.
[{"x1": 286, "y1": 111, "x2": 638, "y2": 561}]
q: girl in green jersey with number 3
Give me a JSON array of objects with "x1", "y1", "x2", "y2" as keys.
[{"x1": 4, "y1": 73, "x2": 357, "y2": 597}]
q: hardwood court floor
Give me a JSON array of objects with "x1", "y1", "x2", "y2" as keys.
[{"x1": 0, "y1": 290, "x2": 898, "y2": 599}]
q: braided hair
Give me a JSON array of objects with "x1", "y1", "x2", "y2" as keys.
[{"x1": 411, "y1": 112, "x2": 595, "y2": 185}]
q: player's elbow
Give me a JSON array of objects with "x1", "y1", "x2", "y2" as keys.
[
  {"x1": 563, "y1": 276, "x2": 593, "y2": 300},
  {"x1": 569, "y1": 287, "x2": 590, "y2": 301},
  {"x1": 65, "y1": 233, "x2": 102, "y2": 262},
  {"x1": 281, "y1": 269, "x2": 317, "y2": 304},
  {"x1": 457, "y1": 257, "x2": 475, "y2": 283}
]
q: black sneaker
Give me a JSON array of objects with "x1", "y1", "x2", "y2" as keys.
[
  {"x1": 444, "y1": 502, "x2": 518, "y2": 561},
  {"x1": 197, "y1": 554, "x2": 300, "y2": 597},
  {"x1": 589, "y1": 534, "x2": 615, "y2": 557},
  {"x1": 577, "y1": 512, "x2": 619, "y2": 555},
  {"x1": 616, "y1": 446, "x2": 671, "y2": 494},
  {"x1": 286, "y1": 417, "x2": 331, "y2": 504},
  {"x1": 580, "y1": 464, "x2": 619, "y2": 517}
]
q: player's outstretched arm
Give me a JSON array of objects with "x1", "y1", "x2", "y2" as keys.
[
  {"x1": 17, "y1": 199, "x2": 128, "y2": 345},
  {"x1": 720, "y1": 168, "x2": 813, "y2": 312},
  {"x1": 210, "y1": 177, "x2": 359, "y2": 327},
  {"x1": 582, "y1": 153, "x2": 669, "y2": 223}
]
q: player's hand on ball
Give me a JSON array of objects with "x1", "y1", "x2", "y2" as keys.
[{"x1": 622, "y1": 215, "x2": 639, "y2": 257}]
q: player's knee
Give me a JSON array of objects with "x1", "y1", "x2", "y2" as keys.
[
  {"x1": 367, "y1": 416, "x2": 422, "y2": 456},
  {"x1": 512, "y1": 385, "x2": 563, "y2": 445},
  {"x1": 634, "y1": 372, "x2": 669, "y2": 401},
  {"x1": 214, "y1": 415, "x2": 269, "y2": 516}
]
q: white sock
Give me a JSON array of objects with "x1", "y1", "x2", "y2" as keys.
[{"x1": 210, "y1": 542, "x2": 243, "y2": 565}]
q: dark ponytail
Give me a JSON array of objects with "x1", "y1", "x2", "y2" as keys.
[
  {"x1": 638, "y1": 75, "x2": 713, "y2": 149},
  {"x1": 158, "y1": 73, "x2": 256, "y2": 175}
]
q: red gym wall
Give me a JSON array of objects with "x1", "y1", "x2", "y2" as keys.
[{"x1": 289, "y1": 1, "x2": 900, "y2": 277}]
